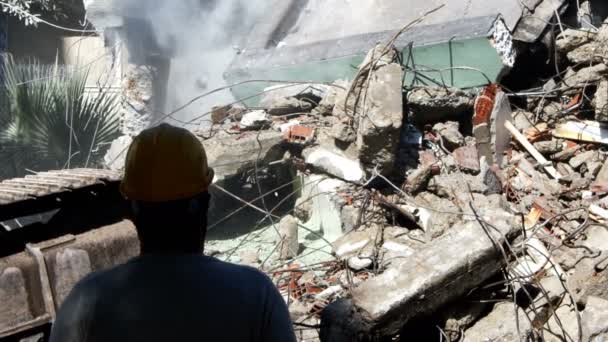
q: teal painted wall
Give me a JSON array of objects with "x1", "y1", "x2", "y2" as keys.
[{"x1": 226, "y1": 37, "x2": 504, "y2": 106}]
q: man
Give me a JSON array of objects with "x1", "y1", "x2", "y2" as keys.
[{"x1": 50, "y1": 124, "x2": 296, "y2": 342}]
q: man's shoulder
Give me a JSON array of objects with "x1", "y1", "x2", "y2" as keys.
[
  {"x1": 68, "y1": 267, "x2": 115, "y2": 296},
  {"x1": 202, "y1": 257, "x2": 273, "y2": 284},
  {"x1": 69, "y1": 255, "x2": 275, "y2": 295}
]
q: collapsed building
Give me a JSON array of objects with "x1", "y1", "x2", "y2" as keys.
[{"x1": 4, "y1": 0, "x2": 608, "y2": 341}]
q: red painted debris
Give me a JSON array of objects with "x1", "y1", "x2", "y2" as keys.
[
  {"x1": 283, "y1": 125, "x2": 315, "y2": 144},
  {"x1": 564, "y1": 140, "x2": 579, "y2": 149},
  {"x1": 473, "y1": 84, "x2": 498, "y2": 126},
  {"x1": 453, "y1": 145, "x2": 481, "y2": 173},
  {"x1": 566, "y1": 93, "x2": 582, "y2": 109}
]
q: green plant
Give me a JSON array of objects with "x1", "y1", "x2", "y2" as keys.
[
  {"x1": 0, "y1": 56, "x2": 121, "y2": 178},
  {"x1": 1, "y1": 0, "x2": 69, "y2": 26}
]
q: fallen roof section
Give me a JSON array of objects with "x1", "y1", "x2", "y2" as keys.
[{"x1": 226, "y1": 0, "x2": 565, "y2": 104}]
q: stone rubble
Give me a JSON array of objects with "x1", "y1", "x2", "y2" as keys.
[{"x1": 172, "y1": 16, "x2": 608, "y2": 342}]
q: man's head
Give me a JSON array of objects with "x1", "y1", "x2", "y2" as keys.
[{"x1": 120, "y1": 123, "x2": 214, "y2": 255}]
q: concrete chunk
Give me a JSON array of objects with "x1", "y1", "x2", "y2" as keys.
[
  {"x1": 433, "y1": 121, "x2": 464, "y2": 150},
  {"x1": 322, "y1": 209, "x2": 515, "y2": 337},
  {"x1": 556, "y1": 29, "x2": 595, "y2": 53},
  {"x1": 357, "y1": 63, "x2": 403, "y2": 176},
  {"x1": 278, "y1": 215, "x2": 299, "y2": 260},
  {"x1": 407, "y1": 87, "x2": 474, "y2": 124},
  {"x1": 595, "y1": 79, "x2": 608, "y2": 122},
  {"x1": 567, "y1": 42, "x2": 608, "y2": 65},
  {"x1": 563, "y1": 64, "x2": 608, "y2": 88},
  {"x1": 569, "y1": 150, "x2": 598, "y2": 170},
  {"x1": 583, "y1": 296, "x2": 608, "y2": 341},
  {"x1": 240, "y1": 110, "x2": 271, "y2": 130},
  {"x1": 266, "y1": 97, "x2": 314, "y2": 116},
  {"x1": 205, "y1": 130, "x2": 285, "y2": 181},
  {"x1": 305, "y1": 148, "x2": 364, "y2": 183},
  {"x1": 300, "y1": 175, "x2": 347, "y2": 242}
]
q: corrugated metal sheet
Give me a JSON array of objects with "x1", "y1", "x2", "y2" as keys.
[{"x1": 0, "y1": 169, "x2": 121, "y2": 206}]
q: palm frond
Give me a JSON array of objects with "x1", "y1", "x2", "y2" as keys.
[{"x1": 1, "y1": 56, "x2": 121, "y2": 178}]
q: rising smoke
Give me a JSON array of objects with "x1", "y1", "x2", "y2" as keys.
[{"x1": 116, "y1": 0, "x2": 268, "y2": 124}]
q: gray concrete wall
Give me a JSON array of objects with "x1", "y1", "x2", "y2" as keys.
[{"x1": 0, "y1": 221, "x2": 139, "y2": 336}]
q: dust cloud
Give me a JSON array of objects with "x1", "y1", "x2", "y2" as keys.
[{"x1": 116, "y1": 0, "x2": 268, "y2": 125}]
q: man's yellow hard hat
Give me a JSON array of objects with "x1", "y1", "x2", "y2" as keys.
[{"x1": 120, "y1": 123, "x2": 214, "y2": 202}]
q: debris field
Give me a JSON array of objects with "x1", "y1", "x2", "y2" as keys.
[{"x1": 193, "y1": 14, "x2": 608, "y2": 342}]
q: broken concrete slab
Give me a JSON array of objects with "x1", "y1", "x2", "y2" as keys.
[
  {"x1": 330, "y1": 121, "x2": 356, "y2": 143},
  {"x1": 300, "y1": 175, "x2": 348, "y2": 242},
  {"x1": 204, "y1": 130, "x2": 286, "y2": 181},
  {"x1": 534, "y1": 140, "x2": 563, "y2": 155},
  {"x1": 404, "y1": 165, "x2": 433, "y2": 194},
  {"x1": 463, "y1": 302, "x2": 530, "y2": 342},
  {"x1": 321, "y1": 207, "x2": 515, "y2": 337},
  {"x1": 567, "y1": 42, "x2": 608, "y2": 65},
  {"x1": 439, "y1": 301, "x2": 489, "y2": 342},
  {"x1": 315, "y1": 81, "x2": 348, "y2": 116},
  {"x1": 427, "y1": 172, "x2": 488, "y2": 198},
  {"x1": 596, "y1": 159, "x2": 608, "y2": 183},
  {"x1": 584, "y1": 160, "x2": 603, "y2": 179},
  {"x1": 552, "y1": 146, "x2": 580, "y2": 162},
  {"x1": 512, "y1": 0, "x2": 567, "y2": 43},
  {"x1": 407, "y1": 87, "x2": 474, "y2": 124},
  {"x1": 340, "y1": 205, "x2": 359, "y2": 233},
  {"x1": 556, "y1": 29, "x2": 596, "y2": 54},
  {"x1": 569, "y1": 150, "x2": 599, "y2": 169},
  {"x1": 227, "y1": 6, "x2": 524, "y2": 105},
  {"x1": 581, "y1": 225, "x2": 608, "y2": 252},
  {"x1": 266, "y1": 97, "x2": 314, "y2": 116},
  {"x1": 259, "y1": 83, "x2": 328, "y2": 108},
  {"x1": 356, "y1": 62, "x2": 404, "y2": 176},
  {"x1": 294, "y1": 197, "x2": 312, "y2": 223},
  {"x1": 594, "y1": 79, "x2": 608, "y2": 122},
  {"x1": 413, "y1": 192, "x2": 460, "y2": 239},
  {"x1": 304, "y1": 147, "x2": 365, "y2": 183},
  {"x1": 512, "y1": 110, "x2": 535, "y2": 131},
  {"x1": 381, "y1": 239, "x2": 416, "y2": 265},
  {"x1": 562, "y1": 64, "x2": 608, "y2": 88},
  {"x1": 332, "y1": 225, "x2": 379, "y2": 260},
  {"x1": 279, "y1": 215, "x2": 299, "y2": 260},
  {"x1": 433, "y1": 121, "x2": 465, "y2": 150},
  {"x1": 583, "y1": 296, "x2": 608, "y2": 341}
]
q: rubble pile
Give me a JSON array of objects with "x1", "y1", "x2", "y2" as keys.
[{"x1": 198, "y1": 20, "x2": 608, "y2": 342}]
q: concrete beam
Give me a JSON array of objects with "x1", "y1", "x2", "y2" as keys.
[
  {"x1": 321, "y1": 209, "x2": 516, "y2": 339},
  {"x1": 204, "y1": 131, "x2": 286, "y2": 181}
]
